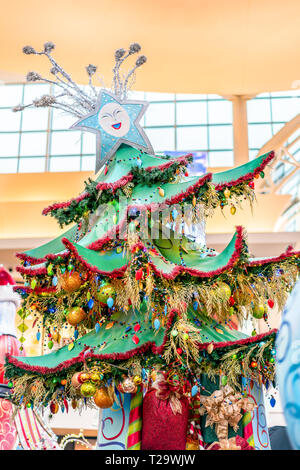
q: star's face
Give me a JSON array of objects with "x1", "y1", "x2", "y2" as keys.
[{"x1": 98, "y1": 102, "x2": 130, "y2": 137}]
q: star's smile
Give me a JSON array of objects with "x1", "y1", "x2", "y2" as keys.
[{"x1": 112, "y1": 122, "x2": 122, "y2": 130}]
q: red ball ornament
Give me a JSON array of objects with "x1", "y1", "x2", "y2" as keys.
[
  {"x1": 177, "y1": 348, "x2": 183, "y2": 355},
  {"x1": 268, "y1": 299, "x2": 274, "y2": 309},
  {"x1": 229, "y1": 296, "x2": 235, "y2": 306},
  {"x1": 248, "y1": 181, "x2": 255, "y2": 189},
  {"x1": 250, "y1": 361, "x2": 257, "y2": 369}
]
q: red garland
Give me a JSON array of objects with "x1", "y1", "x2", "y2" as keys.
[
  {"x1": 42, "y1": 154, "x2": 193, "y2": 216},
  {"x1": 13, "y1": 285, "x2": 56, "y2": 295},
  {"x1": 61, "y1": 238, "x2": 127, "y2": 278},
  {"x1": 214, "y1": 151, "x2": 274, "y2": 191},
  {"x1": 248, "y1": 246, "x2": 300, "y2": 267},
  {"x1": 6, "y1": 311, "x2": 277, "y2": 375},
  {"x1": 16, "y1": 266, "x2": 47, "y2": 276}
]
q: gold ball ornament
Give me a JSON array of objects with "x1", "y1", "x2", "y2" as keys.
[
  {"x1": 90, "y1": 372, "x2": 101, "y2": 383},
  {"x1": 61, "y1": 271, "x2": 82, "y2": 293},
  {"x1": 216, "y1": 282, "x2": 231, "y2": 299},
  {"x1": 67, "y1": 307, "x2": 86, "y2": 326},
  {"x1": 80, "y1": 382, "x2": 97, "y2": 398},
  {"x1": 230, "y1": 206, "x2": 236, "y2": 215},
  {"x1": 133, "y1": 375, "x2": 142, "y2": 385},
  {"x1": 78, "y1": 372, "x2": 91, "y2": 383},
  {"x1": 93, "y1": 387, "x2": 115, "y2": 409}
]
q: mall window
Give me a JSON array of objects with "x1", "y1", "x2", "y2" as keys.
[{"x1": 0, "y1": 83, "x2": 234, "y2": 173}]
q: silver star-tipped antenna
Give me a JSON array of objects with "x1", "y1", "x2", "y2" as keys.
[{"x1": 13, "y1": 42, "x2": 148, "y2": 173}]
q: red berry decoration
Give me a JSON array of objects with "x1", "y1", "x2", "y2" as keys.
[
  {"x1": 229, "y1": 296, "x2": 235, "y2": 307},
  {"x1": 268, "y1": 299, "x2": 274, "y2": 309},
  {"x1": 248, "y1": 181, "x2": 254, "y2": 189},
  {"x1": 250, "y1": 361, "x2": 257, "y2": 369},
  {"x1": 177, "y1": 348, "x2": 183, "y2": 355}
]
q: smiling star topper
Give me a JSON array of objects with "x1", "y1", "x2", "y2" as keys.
[
  {"x1": 16, "y1": 41, "x2": 154, "y2": 173},
  {"x1": 71, "y1": 90, "x2": 153, "y2": 173}
]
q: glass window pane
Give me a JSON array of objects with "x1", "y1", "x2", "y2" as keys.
[
  {"x1": 81, "y1": 155, "x2": 96, "y2": 171},
  {"x1": 271, "y1": 98, "x2": 300, "y2": 122},
  {"x1": 0, "y1": 109, "x2": 21, "y2": 131},
  {"x1": 82, "y1": 132, "x2": 96, "y2": 154},
  {"x1": 177, "y1": 127, "x2": 207, "y2": 151},
  {"x1": 247, "y1": 99, "x2": 271, "y2": 123},
  {"x1": 50, "y1": 131, "x2": 81, "y2": 155},
  {"x1": 0, "y1": 84, "x2": 23, "y2": 107},
  {"x1": 0, "y1": 158, "x2": 18, "y2": 173},
  {"x1": 209, "y1": 126, "x2": 233, "y2": 149},
  {"x1": 49, "y1": 156, "x2": 81, "y2": 172},
  {"x1": 208, "y1": 151, "x2": 234, "y2": 167},
  {"x1": 0, "y1": 133, "x2": 20, "y2": 157},
  {"x1": 18, "y1": 157, "x2": 45, "y2": 173},
  {"x1": 176, "y1": 102, "x2": 207, "y2": 125},
  {"x1": 20, "y1": 132, "x2": 47, "y2": 156},
  {"x1": 176, "y1": 94, "x2": 207, "y2": 100},
  {"x1": 51, "y1": 109, "x2": 77, "y2": 130},
  {"x1": 23, "y1": 84, "x2": 50, "y2": 103},
  {"x1": 248, "y1": 124, "x2": 272, "y2": 149},
  {"x1": 208, "y1": 101, "x2": 232, "y2": 124},
  {"x1": 145, "y1": 103, "x2": 175, "y2": 126},
  {"x1": 21, "y1": 107, "x2": 49, "y2": 131},
  {"x1": 145, "y1": 92, "x2": 175, "y2": 101},
  {"x1": 145, "y1": 128, "x2": 175, "y2": 152}
]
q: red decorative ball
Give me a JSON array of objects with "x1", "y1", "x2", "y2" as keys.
[
  {"x1": 177, "y1": 348, "x2": 183, "y2": 355},
  {"x1": 229, "y1": 296, "x2": 235, "y2": 306},
  {"x1": 248, "y1": 181, "x2": 255, "y2": 189},
  {"x1": 268, "y1": 299, "x2": 274, "y2": 309}
]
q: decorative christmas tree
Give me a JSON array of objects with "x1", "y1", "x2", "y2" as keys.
[{"x1": 5, "y1": 42, "x2": 300, "y2": 450}]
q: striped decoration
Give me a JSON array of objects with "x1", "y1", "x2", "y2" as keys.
[
  {"x1": 242, "y1": 410, "x2": 255, "y2": 448},
  {"x1": 126, "y1": 388, "x2": 143, "y2": 450},
  {"x1": 0, "y1": 334, "x2": 24, "y2": 383},
  {"x1": 188, "y1": 393, "x2": 204, "y2": 449},
  {"x1": 15, "y1": 408, "x2": 61, "y2": 450}
]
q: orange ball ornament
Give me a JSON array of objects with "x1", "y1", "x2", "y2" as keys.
[
  {"x1": 61, "y1": 271, "x2": 82, "y2": 293},
  {"x1": 93, "y1": 387, "x2": 114, "y2": 409},
  {"x1": 71, "y1": 372, "x2": 82, "y2": 388},
  {"x1": 67, "y1": 307, "x2": 86, "y2": 326}
]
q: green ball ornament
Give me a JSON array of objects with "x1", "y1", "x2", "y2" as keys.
[
  {"x1": 252, "y1": 303, "x2": 265, "y2": 319},
  {"x1": 97, "y1": 283, "x2": 116, "y2": 304},
  {"x1": 182, "y1": 333, "x2": 189, "y2": 341},
  {"x1": 171, "y1": 329, "x2": 178, "y2": 337}
]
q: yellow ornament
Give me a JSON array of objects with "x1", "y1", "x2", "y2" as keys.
[
  {"x1": 230, "y1": 206, "x2": 236, "y2": 215},
  {"x1": 90, "y1": 372, "x2": 101, "y2": 383},
  {"x1": 80, "y1": 382, "x2": 96, "y2": 398},
  {"x1": 52, "y1": 331, "x2": 60, "y2": 342},
  {"x1": 192, "y1": 195, "x2": 197, "y2": 207},
  {"x1": 224, "y1": 188, "x2": 231, "y2": 198},
  {"x1": 67, "y1": 307, "x2": 86, "y2": 326},
  {"x1": 133, "y1": 375, "x2": 142, "y2": 385},
  {"x1": 97, "y1": 283, "x2": 116, "y2": 305},
  {"x1": 158, "y1": 187, "x2": 165, "y2": 197}
]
